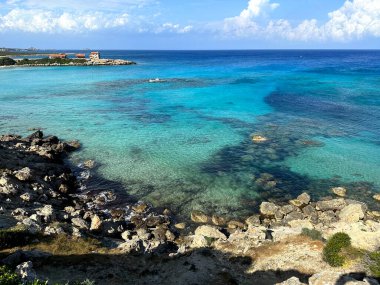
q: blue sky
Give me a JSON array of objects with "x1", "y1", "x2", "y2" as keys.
[{"x1": 0, "y1": 0, "x2": 379, "y2": 49}]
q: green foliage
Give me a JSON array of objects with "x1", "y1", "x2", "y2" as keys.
[
  {"x1": 15, "y1": 57, "x2": 87, "y2": 66},
  {"x1": 301, "y1": 228, "x2": 323, "y2": 241},
  {"x1": 0, "y1": 266, "x2": 21, "y2": 285},
  {"x1": 0, "y1": 225, "x2": 33, "y2": 249},
  {"x1": 368, "y1": 251, "x2": 380, "y2": 277},
  {"x1": 0, "y1": 57, "x2": 16, "y2": 66},
  {"x1": 323, "y1": 232, "x2": 351, "y2": 267},
  {"x1": 27, "y1": 280, "x2": 48, "y2": 285}
]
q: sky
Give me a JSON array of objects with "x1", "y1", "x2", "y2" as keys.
[{"x1": 0, "y1": 0, "x2": 380, "y2": 49}]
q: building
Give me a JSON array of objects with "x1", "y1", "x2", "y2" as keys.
[
  {"x1": 75, "y1": 54, "x2": 86, "y2": 58},
  {"x1": 89, "y1": 52, "x2": 100, "y2": 61},
  {"x1": 49, "y1": 53, "x2": 67, "y2": 59}
]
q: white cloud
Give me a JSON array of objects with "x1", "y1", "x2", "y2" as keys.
[
  {"x1": 155, "y1": 22, "x2": 193, "y2": 34},
  {"x1": 221, "y1": 0, "x2": 380, "y2": 42},
  {"x1": 222, "y1": 0, "x2": 279, "y2": 36},
  {"x1": 0, "y1": 8, "x2": 130, "y2": 32}
]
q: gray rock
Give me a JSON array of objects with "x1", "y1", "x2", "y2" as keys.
[
  {"x1": 90, "y1": 214, "x2": 102, "y2": 231},
  {"x1": 339, "y1": 204, "x2": 365, "y2": 223},
  {"x1": 194, "y1": 225, "x2": 227, "y2": 240},
  {"x1": 14, "y1": 167, "x2": 32, "y2": 181},
  {"x1": 15, "y1": 261, "x2": 37, "y2": 282},
  {"x1": 297, "y1": 192, "x2": 311, "y2": 205},
  {"x1": 71, "y1": 217, "x2": 89, "y2": 230},
  {"x1": 276, "y1": 277, "x2": 307, "y2": 285},
  {"x1": 316, "y1": 198, "x2": 346, "y2": 211},
  {"x1": 283, "y1": 211, "x2": 304, "y2": 223},
  {"x1": 260, "y1": 202, "x2": 279, "y2": 217}
]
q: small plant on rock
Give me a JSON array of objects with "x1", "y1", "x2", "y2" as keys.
[
  {"x1": 301, "y1": 228, "x2": 323, "y2": 241},
  {"x1": 323, "y1": 232, "x2": 351, "y2": 267}
]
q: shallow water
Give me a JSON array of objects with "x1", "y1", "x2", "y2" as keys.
[{"x1": 1, "y1": 50, "x2": 380, "y2": 218}]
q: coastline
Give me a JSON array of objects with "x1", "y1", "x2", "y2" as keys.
[{"x1": 1, "y1": 131, "x2": 380, "y2": 284}]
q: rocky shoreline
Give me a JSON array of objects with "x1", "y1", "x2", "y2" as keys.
[{"x1": 1, "y1": 132, "x2": 380, "y2": 284}]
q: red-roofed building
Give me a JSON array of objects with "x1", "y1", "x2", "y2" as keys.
[{"x1": 76, "y1": 54, "x2": 86, "y2": 58}]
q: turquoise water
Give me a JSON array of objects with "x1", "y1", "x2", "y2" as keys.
[{"x1": 1, "y1": 50, "x2": 380, "y2": 217}]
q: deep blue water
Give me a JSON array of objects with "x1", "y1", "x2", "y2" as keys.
[{"x1": 1, "y1": 50, "x2": 380, "y2": 217}]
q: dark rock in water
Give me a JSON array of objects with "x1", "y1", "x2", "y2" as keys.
[{"x1": 27, "y1": 130, "x2": 43, "y2": 140}]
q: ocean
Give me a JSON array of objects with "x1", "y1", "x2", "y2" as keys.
[{"x1": 1, "y1": 50, "x2": 380, "y2": 218}]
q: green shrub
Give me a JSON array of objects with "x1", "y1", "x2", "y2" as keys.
[
  {"x1": 0, "y1": 57, "x2": 16, "y2": 66},
  {"x1": 323, "y1": 232, "x2": 351, "y2": 267},
  {"x1": 301, "y1": 228, "x2": 323, "y2": 241},
  {"x1": 368, "y1": 251, "x2": 380, "y2": 277},
  {"x1": 0, "y1": 266, "x2": 20, "y2": 285}
]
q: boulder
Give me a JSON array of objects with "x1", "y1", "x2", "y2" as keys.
[
  {"x1": 260, "y1": 202, "x2": 278, "y2": 217},
  {"x1": 27, "y1": 130, "x2": 43, "y2": 140},
  {"x1": 190, "y1": 235, "x2": 208, "y2": 248},
  {"x1": 15, "y1": 261, "x2": 37, "y2": 282},
  {"x1": 316, "y1": 198, "x2": 346, "y2": 211},
  {"x1": 245, "y1": 215, "x2": 261, "y2": 227},
  {"x1": 191, "y1": 210, "x2": 209, "y2": 223},
  {"x1": 227, "y1": 220, "x2": 245, "y2": 229},
  {"x1": 297, "y1": 192, "x2": 311, "y2": 205},
  {"x1": 288, "y1": 219, "x2": 313, "y2": 229},
  {"x1": 90, "y1": 214, "x2": 102, "y2": 231},
  {"x1": 174, "y1": 223, "x2": 186, "y2": 230},
  {"x1": 339, "y1": 204, "x2": 365, "y2": 223},
  {"x1": 14, "y1": 167, "x2": 32, "y2": 181},
  {"x1": 276, "y1": 277, "x2": 307, "y2": 285},
  {"x1": 194, "y1": 225, "x2": 227, "y2": 240},
  {"x1": 211, "y1": 215, "x2": 227, "y2": 226},
  {"x1": 373, "y1": 194, "x2": 380, "y2": 202},
  {"x1": 71, "y1": 217, "x2": 89, "y2": 230},
  {"x1": 331, "y1": 187, "x2": 347, "y2": 197}
]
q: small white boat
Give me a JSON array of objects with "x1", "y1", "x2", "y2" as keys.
[{"x1": 148, "y1": 78, "x2": 166, "y2": 83}]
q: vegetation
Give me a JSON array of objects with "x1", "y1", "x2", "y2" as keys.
[
  {"x1": 301, "y1": 228, "x2": 323, "y2": 241},
  {"x1": 0, "y1": 57, "x2": 16, "y2": 66},
  {"x1": 0, "y1": 225, "x2": 35, "y2": 249},
  {"x1": 323, "y1": 232, "x2": 351, "y2": 267},
  {"x1": 0, "y1": 266, "x2": 20, "y2": 285},
  {"x1": 368, "y1": 251, "x2": 380, "y2": 277},
  {"x1": 15, "y1": 58, "x2": 87, "y2": 66}
]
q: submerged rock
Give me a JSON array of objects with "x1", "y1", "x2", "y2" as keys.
[
  {"x1": 332, "y1": 187, "x2": 347, "y2": 197},
  {"x1": 191, "y1": 210, "x2": 209, "y2": 223}
]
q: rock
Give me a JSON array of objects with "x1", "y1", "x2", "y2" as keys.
[
  {"x1": 174, "y1": 223, "x2": 186, "y2": 230},
  {"x1": 194, "y1": 225, "x2": 227, "y2": 240},
  {"x1": 132, "y1": 203, "x2": 148, "y2": 213},
  {"x1": 252, "y1": 135, "x2": 268, "y2": 143},
  {"x1": 14, "y1": 167, "x2": 33, "y2": 182},
  {"x1": 27, "y1": 130, "x2": 43, "y2": 140},
  {"x1": 316, "y1": 198, "x2": 346, "y2": 211},
  {"x1": 245, "y1": 215, "x2": 261, "y2": 227},
  {"x1": 309, "y1": 270, "x2": 360, "y2": 285},
  {"x1": 22, "y1": 218, "x2": 42, "y2": 234},
  {"x1": 339, "y1": 204, "x2": 365, "y2": 223},
  {"x1": 165, "y1": 230, "x2": 176, "y2": 241},
  {"x1": 280, "y1": 205, "x2": 295, "y2": 215},
  {"x1": 191, "y1": 210, "x2": 209, "y2": 223},
  {"x1": 0, "y1": 175, "x2": 20, "y2": 195},
  {"x1": 118, "y1": 239, "x2": 142, "y2": 253},
  {"x1": 36, "y1": 205, "x2": 54, "y2": 221},
  {"x1": 66, "y1": 140, "x2": 81, "y2": 150},
  {"x1": 373, "y1": 194, "x2": 380, "y2": 202},
  {"x1": 71, "y1": 217, "x2": 89, "y2": 230},
  {"x1": 289, "y1": 199, "x2": 304, "y2": 208},
  {"x1": 324, "y1": 220, "x2": 380, "y2": 251},
  {"x1": 83, "y1": 160, "x2": 96, "y2": 169},
  {"x1": 190, "y1": 235, "x2": 208, "y2": 248},
  {"x1": 276, "y1": 277, "x2": 307, "y2": 285},
  {"x1": 297, "y1": 192, "x2": 311, "y2": 205},
  {"x1": 283, "y1": 211, "x2": 304, "y2": 223},
  {"x1": 211, "y1": 215, "x2": 226, "y2": 226},
  {"x1": 121, "y1": 230, "x2": 132, "y2": 241},
  {"x1": 2, "y1": 250, "x2": 51, "y2": 266},
  {"x1": 302, "y1": 205, "x2": 317, "y2": 218},
  {"x1": 318, "y1": 210, "x2": 338, "y2": 224},
  {"x1": 15, "y1": 261, "x2": 37, "y2": 282},
  {"x1": 288, "y1": 219, "x2": 313, "y2": 229},
  {"x1": 260, "y1": 202, "x2": 278, "y2": 217},
  {"x1": 20, "y1": 193, "x2": 32, "y2": 202},
  {"x1": 58, "y1": 184, "x2": 69, "y2": 194},
  {"x1": 90, "y1": 214, "x2": 102, "y2": 231},
  {"x1": 332, "y1": 187, "x2": 347, "y2": 197},
  {"x1": 227, "y1": 220, "x2": 245, "y2": 229}
]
